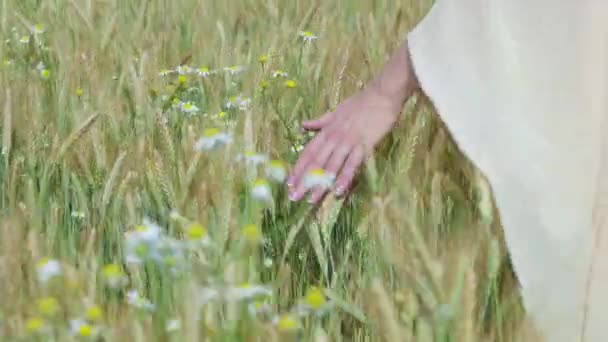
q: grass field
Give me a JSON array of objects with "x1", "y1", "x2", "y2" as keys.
[{"x1": 0, "y1": 0, "x2": 530, "y2": 341}]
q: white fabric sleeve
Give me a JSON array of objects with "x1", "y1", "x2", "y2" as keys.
[{"x1": 407, "y1": 1, "x2": 608, "y2": 340}]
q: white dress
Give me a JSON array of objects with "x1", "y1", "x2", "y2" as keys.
[{"x1": 407, "y1": 1, "x2": 608, "y2": 340}]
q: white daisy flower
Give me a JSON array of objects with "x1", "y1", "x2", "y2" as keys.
[
  {"x1": 175, "y1": 65, "x2": 193, "y2": 75},
  {"x1": 126, "y1": 290, "x2": 155, "y2": 312},
  {"x1": 240, "y1": 151, "x2": 269, "y2": 166},
  {"x1": 225, "y1": 96, "x2": 251, "y2": 111},
  {"x1": 293, "y1": 286, "x2": 334, "y2": 317},
  {"x1": 19, "y1": 35, "x2": 30, "y2": 44},
  {"x1": 299, "y1": 30, "x2": 318, "y2": 43},
  {"x1": 263, "y1": 258, "x2": 274, "y2": 268},
  {"x1": 265, "y1": 160, "x2": 287, "y2": 183},
  {"x1": 196, "y1": 67, "x2": 213, "y2": 77},
  {"x1": 69, "y1": 319, "x2": 99, "y2": 338},
  {"x1": 179, "y1": 101, "x2": 199, "y2": 115},
  {"x1": 36, "y1": 258, "x2": 62, "y2": 284},
  {"x1": 31, "y1": 24, "x2": 45, "y2": 34},
  {"x1": 303, "y1": 168, "x2": 335, "y2": 190},
  {"x1": 272, "y1": 70, "x2": 288, "y2": 78},
  {"x1": 101, "y1": 264, "x2": 128, "y2": 289},
  {"x1": 124, "y1": 219, "x2": 163, "y2": 265},
  {"x1": 251, "y1": 179, "x2": 272, "y2": 203},
  {"x1": 224, "y1": 65, "x2": 244, "y2": 75},
  {"x1": 159, "y1": 68, "x2": 174, "y2": 76},
  {"x1": 182, "y1": 222, "x2": 211, "y2": 249},
  {"x1": 71, "y1": 210, "x2": 86, "y2": 219},
  {"x1": 166, "y1": 319, "x2": 181, "y2": 332},
  {"x1": 194, "y1": 128, "x2": 232, "y2": 151},
  {"x1": 291, "y1": 144, "x2": 304, "y2": 153},
  {"x1": 225, "y1": 283, "x2": 272, "y2": 301}
]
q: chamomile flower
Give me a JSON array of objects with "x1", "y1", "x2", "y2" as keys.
[
  {"x1": 258, "y1": 54, "x2": 269, "y2": 64},
  {"x1": 295, "y1": 286, "x2": 333, "y2": 316},
  {"x1": 40, "y1": 68, "x2": 50, "y2": 79},
  {"x1": 240, "y1": 151, "x2": 269, "y2": 166},
  {"x1": 36, "y1": 258, "x2": 62, "y2": 284},
  {"x1": 125, "y1": 220, "x2": 163, "y2": 264},
  {"x1": 196, "y1": 67, "x2": 213, "y2": 77},
  {"x1": 194, "y1": 128, "x2": 232, "y2": 151},
  {"x1": 71, "y1": 210, "x2": 85, "y2": 219},
  {"x1": 166, "y1": 319, "x2": 181, "y2": 332},
  {"x1": 159, "y1": 68, "x2": 174, "y2": 76},
  {"x1": 183, "y1": 222, "x2": 210, "y2": 248},
  {"x1": 291, "y1": 144, "x2": 304, "y2": 153},
  {"x1": 31, "y1": 24, "x2": 45, "y2": 34},
  {"x1": 285, "y1": 80, "x2": 297, "y2": 89},
  {"x1": 251, "y1": 178, "x2": 272, "y2": 203},
  {"x1": 69, "y1": 319, "x2": 99, "y2": 338},
  {"x1": 101, "y1": 263, "x2": 128, "y2": 289},
  {"x1": 303, "y1": 168, "x2": 335, "y2": 190},
  {"x1": 225, "y1": 95, "x2": 251, "y2": 111},
  {"x1": 85, "y1": 305, "x2": 103, "y2": 322},
  {"x1": 19, "y1": 35, "x2": 30, "y2": 44},
  {"x1": 299, "y1": 30, "x2": 318, "y2": 43},
  {"x1": 224, "y1": 65, "x2": 244, "y2": 75},
  {"x1": 226, "y1": 283, "x2": 272, "y2": 301},
  {"x1": 272, "y1": 70, "x2": 288, "y2": 78},
  {"x1": 274, "y1": 314, "x2": 301, "y2": 332},
  {"x1": 38, "y1": 297, "x2": 60, "y2": 317},
  {"x1": 266, "y1": 160, "x2": 288, "y2": 183},
  {"x1": 126, "y1": 290, "x2": 155, "y2": 312},
  {"x1": 74, "y1": 87, "x2": 84, "y2": 97},
  {"x1": 178, "y1": 101, "x2": 200, "y2": 115},
  {"x1": 175, "y1": 65, "x2": 192, "y2": 75},
  {"x1": 241, "y1": 224, "x2": 262, "y2": 244},
  {"x1": 25, "y1": 317, "x2": 47, "y2": 334}
]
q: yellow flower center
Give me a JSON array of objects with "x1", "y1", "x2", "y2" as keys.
[
  {"x1": 40, "y1": 69, "x2": 50, "y2": 79},
  {"x1": 269, "y1": 160, "x2": 285, "y2": 169},
  {"x1": 38, "y1": 297, "x2": 59, "y2": 317},
  {"x1": 186, "y1": 223, "x2": 207, "y2": 240},
  {"x1": 285, "y1": 80, "x2": 297, "y2": 88},
  {"x1": 37, "y1": 257, "x2": 51, "y2": 269},
  {"x1": 183, "y1": 103, "x2": 193, "y2": 110},
  {"x1": 25, "y1": 317, "x2": 44, "y2": 333},
  {"x1": 102, "y1": 263, "x2": 123, "y2": 278},
  {"x1": 203, "y1": 128, "x2": 220, "y2": 137},
  {"x1": 135, "y1": 225, "x2": 148, "y2": 232},
  {"x1": 258, "y1": 55, "x2": 268, "y2": 63},
  {"x1": 75, "y1": 87, "x2": 84, "y2": 97},
  {"x1": 79, "y1": 323, "x2": 93, "y2": 337},
  {"x1": 277, "y1": 314, "x2": 299, "y2": 331},
  {"x1": 254, "y1": 179, "x2": 269, "y2": 187},
  {"x1": 242, "y1": 224, "x2": 262, "y2": 243},
  {"x1": 86, "y1": 305, "x2": 103, "y2": 322},
  {"x1": 305, "y1": 287, "x2": 326, "y2": 310},
  {"x1": 309, "y1": 168, "x2": 326, "y2": 176},
  {"x1": 259, "y1": 80, "x2": 268, "y2": 89},
  {"x1": 178, "y1": 75, "x2": 187, "y2": 84},
  {"x1": 199, "y1": 67, "x2": 209, "y2": 73},
  {"x1": 218, "y1": 111, "x2": 227, "y2": 118}
]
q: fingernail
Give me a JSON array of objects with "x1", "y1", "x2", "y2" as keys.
[
  {"x1": 335, "y1": 185, "x2": 345, "y2": 196},
  {"x1": 289, "y1": 191, "x2": 298, "y2": 201}
]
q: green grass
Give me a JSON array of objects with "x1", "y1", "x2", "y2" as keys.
[{"x1": 0, "y1": 0, "x2": 529, "y2": 341}]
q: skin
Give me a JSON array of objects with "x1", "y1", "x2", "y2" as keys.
[{"x1": 286, "y1": 39, "x2": 419, "y2": 203}]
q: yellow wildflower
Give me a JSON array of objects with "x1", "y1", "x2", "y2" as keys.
[
  {"x1": 38, "y1": 297, "x2": 60, "y2": 317},
  {"x1": 25, "y1": 317, "x2": 45, "y2": 333},
  {"x1": 85, "y1": 305, "x2": 103, "y2": 322},
  {"x1": 285, "y1": 80, "x2": 297, "y2": 89},
  {"x1": 305, "y1": 287, "x2": 326, "y2": 310},
  {"x1": 276, "y1": 314, "x2": 300, "y2": 332},
  {"x1": 242, "y1": 224, "x2": 262, "y2": 244}
]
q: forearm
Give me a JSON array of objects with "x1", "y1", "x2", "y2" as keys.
[{"x1": 366, "y1": 39, "x2": 418, "y2": 111}]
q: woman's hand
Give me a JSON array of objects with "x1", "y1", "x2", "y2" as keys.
[
  {"x1": 286, "y1": 41, "x2": 418, "y2": 204},
  {"x1": 286, "y1": 88, "x2": 404, "y2": 203}
]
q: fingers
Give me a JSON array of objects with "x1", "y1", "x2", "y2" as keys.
[
  {"x1": 334, "y1": 145, "x2": 365, "y2": 196},
  {"x1": 302, "y1": 111, "x2": 334, "y2": 131},
  {"x1": 308, "y1": 139, "x2": 354, "y2": 204},
  {"x1": 289, "y1": 131, "x2": 338, "y2": 202}
]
